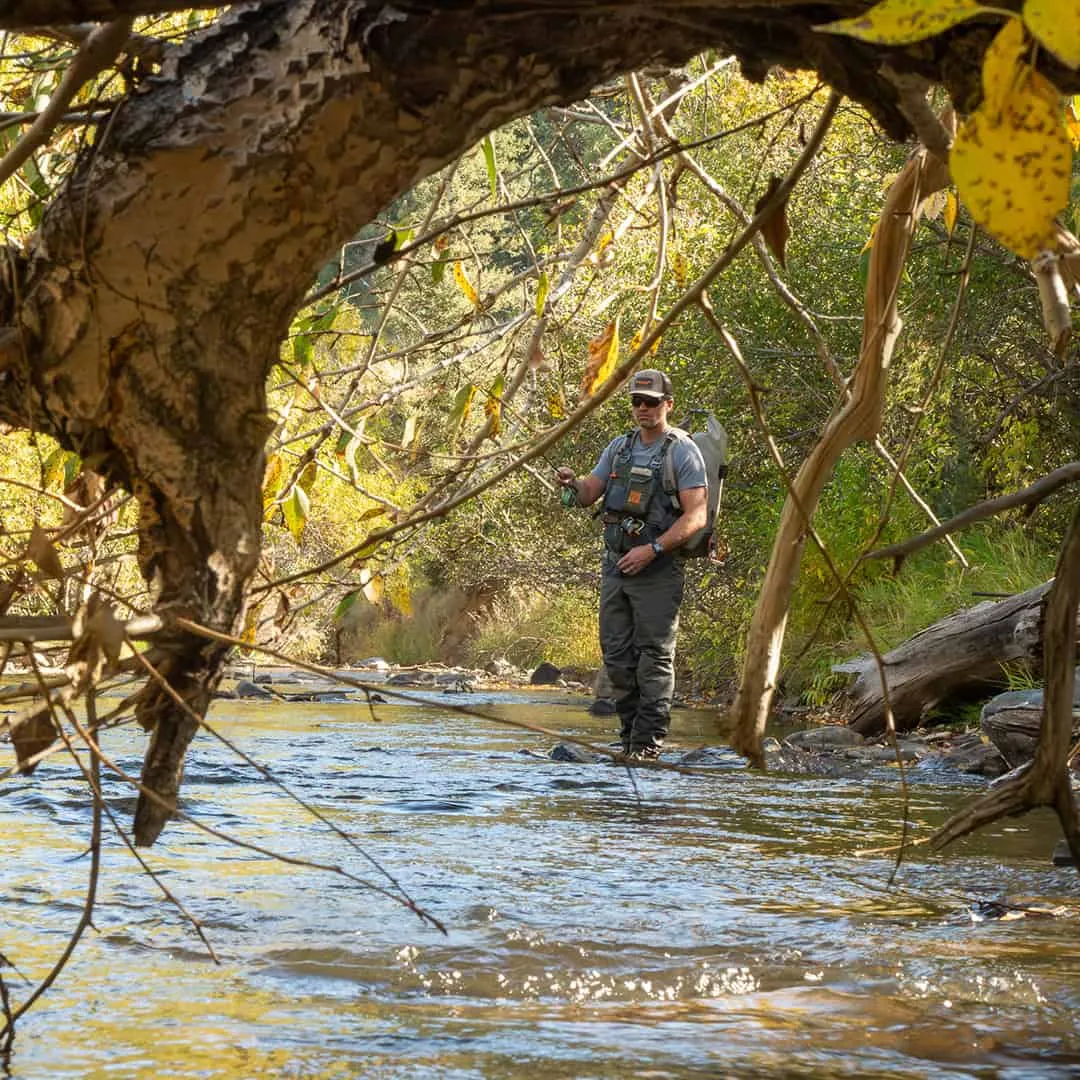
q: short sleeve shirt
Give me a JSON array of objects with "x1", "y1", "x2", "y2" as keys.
[{"x1": 591, "y1": 427, "x2": 706, "y2": 530}]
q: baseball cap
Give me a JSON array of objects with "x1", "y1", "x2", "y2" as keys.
[{"x1": 628, "y1": 369, "x2": 673, "y2": 400}]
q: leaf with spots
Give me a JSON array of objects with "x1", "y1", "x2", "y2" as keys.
[
  {"x1": 581, "y1": 318, "x2": 620, "y2": 397},
  {"x1": 1022, "y1": 0, "x2": 1080, "y2": 68},
  {"x1": 981, "y1": 16, "x2": 1028, "y2": 120},
  {"x1": 817, "y1": 0, "x2": 987, "y2": 45},
  {"x1": 952, "y1": 64, "x2": 1073, "y2": 259},
  {"x1": 453, "y1": 260, "x2": 479, "y2": 307},
  {"x1": 484, "y1": 373, "x2": 505, "y2": 439}
]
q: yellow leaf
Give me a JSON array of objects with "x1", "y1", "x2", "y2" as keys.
[
  {"x1": 981, "y1": 17, "x2": 1028, "y2": 120},
  {"x1": 262, "y1": 454, "x2": 284, "y2": 515},
  {"x1": 671, "y1": 251, "x2": 688, "y2": 288},
  {"x1": 453, "y1": 260, "x2": 479, "y2": 307},
  {"x1": 817, "y1": 0, "x2": 986, "y2": 45},
  {"x1": 951, "y1": 66, "x2": 1073, "y2": 259},
  {"x1": 943, "y1": 190, "x2": 959, "y2": 236},
  {"x1": 1066, "y1": 101, "x2": 1080, "y2": 150},
  {"x1": 860, "y1": 219, "x2": 879, "y2": 254},
  {"x1": 581, "y1": 318, "x2": 620, "y2": 397},
  {"x1": 547, "y1": 392, "x2": 565, "y2": 420},
  {"x1": 1023, "y1": 0, "x2": 1080, "y2": 67},
  {"x1": 629, "y1": 330, "x2": 643, "y2": 352}
]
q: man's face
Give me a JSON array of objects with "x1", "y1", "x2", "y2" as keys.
[{"x1": 630, "y1": 394, "x2": 672, "y2": 431}]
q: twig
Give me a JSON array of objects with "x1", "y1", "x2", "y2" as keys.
[
  {"x1": 865, "y1": 462, "x2": 1080, "y2": 566},
  {"x1": 0, "y1": 18, "x2": 132, "y2": 189}
]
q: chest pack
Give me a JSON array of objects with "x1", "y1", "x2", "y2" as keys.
[{"x1": 600, "y1": 416, "x2": 727, "y2": 559}]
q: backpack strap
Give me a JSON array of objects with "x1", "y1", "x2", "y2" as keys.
[{"x1": 660, "y1": 428, "x2": 692, "y2": 510}]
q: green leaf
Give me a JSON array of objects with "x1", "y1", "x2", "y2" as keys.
[
  {"x1": 448, "y1": 382, "x2": 476, "y2": 432},
  {"x1": 334, "y1": 591, "x2": 361, "y2": 621},
  {"x1": 394, "y1": 226, "x2": 415, "y2": 250},
  {"x1": 535, "y1": 270, "x2": 550, "y2": 317},
  {"x1": 482, "y1": 135, "x2": 498, "y2": 201},
  {"x1": 293, "y1": 333, "x2": 314, "y2": 368},
  {"x1": 283, "y1": 484, "x2": 310, "y2": 543},
  {"x1": 431, "y1": 249, "x2": 450, "y2": 285}
]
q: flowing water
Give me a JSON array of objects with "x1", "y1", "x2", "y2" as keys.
[{"x1": 4, "y1": 690, "x2": 1080, "y2": 1078}]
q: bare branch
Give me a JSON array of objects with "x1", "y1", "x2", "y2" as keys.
[
  {"x1": 865, "y1": 462, "x2": 1080, "y2": 566},
  {"x1": 0, "y1": 17, "x2": 133, "y2": 190}
]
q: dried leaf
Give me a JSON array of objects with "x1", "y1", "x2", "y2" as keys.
[
  {"x1": 86, "y1": 603, "x2": 125, "y2": 665},
  {"x1": 922, "y1": 189, "x2": 948, "y2": 221},
  {"x1": 361, "y1": 570, "x2": 383, "y2": 605},
  {"x1": 817, "y1": 0, "x2": 985, "y2": 44},
  {"x1": 527, "y1": 342, "x2": 549, "y2": 373},
  {"x1": 1023, "y1": 0, "x2": 1080, "y2": 67},
  {"x1": 12, "y1": 707, "x2": 56, "y2": 775},
  {"x1": 754, "y1": 174, "x2": 790, "y2": 268},
  {"x1": 952, "y1": 64, "x2": 1073, "y2": 258},
  {"x1": 27, "y1": 523, "x2": 63, "y2": 580},
  {"x1": 581, "y1": 318, "x2": 620, "y2": 397},
  {"x1": 453, "y1": 260, "x2": 479, "y2": 307},
  {"x1": 298, "y1": 460, "x2": 319, "y2": 495}
]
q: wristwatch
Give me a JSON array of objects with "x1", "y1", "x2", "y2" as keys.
[{"x1": 650, "y1": 540, "x2": 664, "y2": 557}]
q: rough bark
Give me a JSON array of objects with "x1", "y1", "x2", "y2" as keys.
[
  {"x1": 836, "y1": 581, "x2": 1079, "y2": 736},
  {"x1": 0, "y1": 1, "x2": 1074, "y2": 841}
]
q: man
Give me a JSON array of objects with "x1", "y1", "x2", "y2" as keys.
[{"x1": 557, "y1": 369, "x2": 707, "y2": 759}]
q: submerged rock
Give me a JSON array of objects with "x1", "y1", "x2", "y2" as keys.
[
  {"x1": 785, "y1": 726, "x2": 864, "y2": 750},
  {"x1": 548, "y1": 742, "x2": 606, "y2": 764}
]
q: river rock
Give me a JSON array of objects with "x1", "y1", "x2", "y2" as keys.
[
  {"x1": 234, "y1": 679, "x2": 274, "y2": 699},
  {"x1": 530, "y1": 662, "x2": 562, "y2": 686},
  {"x1": 386, "y1": 670, "x2": 439, "y2": 686},
  {"x1": 914, "y1": 732, "x2": 1008, "y2": 777},
  {"x1": 785, "y1": 725, "x2": 864, "y2": 750},
  {"x1": 588, "y1": 697, "x2": 617, "y2": 716},
  {"x1": 484, "y1": 657, "x2": 519, "y2": 680},
  {"x1": 549, "y1": 742, "x2": 605, "y2": 763},
  {"x1": 356, "y1": 657, "x2": 391, "y2": 671},
  {"x1": 981, "y1": 675, "x2": 1080, "y2": 768}
]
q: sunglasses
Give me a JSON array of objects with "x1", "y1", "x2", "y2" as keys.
[{"x1": 630, "y1": 395, "x2": 663, "y2": 408}]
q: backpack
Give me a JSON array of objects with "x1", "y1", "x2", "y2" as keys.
[{"x1": 662, "y1": 414, "x2": 728, "y2": 560}]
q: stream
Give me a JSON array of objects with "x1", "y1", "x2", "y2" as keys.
[{"x1": 4, "y1": 691, "x2": 1080, "y2": 1078}]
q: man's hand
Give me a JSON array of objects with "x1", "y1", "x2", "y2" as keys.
[
  {"x1": 556, "y1": 466, "x2": 576, "y2": 487},
  {"x1": 617, "y1": 543, "x2": 655, "y2": 576}
]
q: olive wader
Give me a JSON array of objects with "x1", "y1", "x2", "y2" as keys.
[
  {"x1": 597, "y1": 429, "x2": 689, "y2": 756},
  {"x1": 600, "y1": 552, "x2": 684, "y2": 755}
]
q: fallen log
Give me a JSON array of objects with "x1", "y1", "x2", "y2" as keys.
[{"x1": 835, "y1": 581, "x2": 1079, "y2": 735}]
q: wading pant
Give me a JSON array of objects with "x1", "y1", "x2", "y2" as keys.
[{"x1": 599, "y1": 556, "x2": 684, "y2": 753}]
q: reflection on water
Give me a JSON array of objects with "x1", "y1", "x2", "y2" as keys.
[{"x1": 4, "y1": 697, "x2": 1080, "y2": 1078}]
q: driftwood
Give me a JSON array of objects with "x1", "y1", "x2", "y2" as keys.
[{"x1": 835, "y1": 581, "x2": 1080, "y2": 735}]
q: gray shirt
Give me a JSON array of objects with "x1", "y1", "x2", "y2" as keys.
[{"x1": 591, "y1": 427, "x2": 706, "y2": 532}]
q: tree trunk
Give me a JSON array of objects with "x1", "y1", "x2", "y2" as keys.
[{"x1": 836, "y1": 581, "x2": 1080, "y2": 736}]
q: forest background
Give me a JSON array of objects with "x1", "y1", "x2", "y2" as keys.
[{"x1": 0, "y1": 10, "x2": 1076, "y2": 718}]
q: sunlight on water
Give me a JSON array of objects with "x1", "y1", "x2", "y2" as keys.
[{"x1": 3, "y1": 696, "x2": 1080, "y2": 1078}]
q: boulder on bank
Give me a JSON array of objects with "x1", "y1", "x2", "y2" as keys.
[
  {"x1": 529, "y1": 661, "x2": 562, "y2": 686},
  {"x1": 234, "y1": 679, "x2": 274, "y2": 700},
  {"x1": 980, "y1": 673, "x2": 1080, "y2": 769}
]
